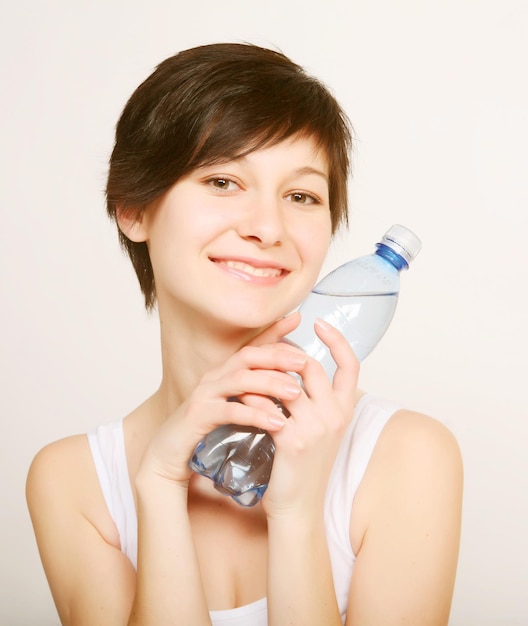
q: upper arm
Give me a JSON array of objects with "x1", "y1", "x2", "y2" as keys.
[
  {"x1": 26, "y1": 435, "x2": 137, "y2": 625},
  {"x1": 347, "y1": 410, "x2": 463, "y2": 626}
]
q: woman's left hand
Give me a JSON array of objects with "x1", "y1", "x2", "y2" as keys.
[{"x1": 245, "y1": 315, "x2": 360, "y2": 518}]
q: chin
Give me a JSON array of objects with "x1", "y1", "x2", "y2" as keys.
[{"x1": 217, "y1": 311, "x2": 283, "y2": 335}]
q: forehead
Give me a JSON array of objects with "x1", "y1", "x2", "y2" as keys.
[
  {"x1": 195, "y1": 123, "x2": 329, "y2": 168},
  {"x1": 226, "y1": 134, "x2": 329, "y2": 177}
]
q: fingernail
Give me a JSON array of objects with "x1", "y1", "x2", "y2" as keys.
[
  {"x1": 268, "y1": 415, "x2": 287, "y2": 428},
  {"x1": 288, "y1": 352, "x2": 307, "y2": 366},
  {"x1": 283, "y1": 383, "x2": 301, "y2": 397},
  {"x1": 315, "y1": 318, "x2": 331, "y2": 331}
]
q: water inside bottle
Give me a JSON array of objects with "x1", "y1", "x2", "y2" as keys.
[{"x1": 288, "y1": 291, "x2": 398, "y2": 365}]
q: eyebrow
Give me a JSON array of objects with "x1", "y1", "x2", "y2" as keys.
[
  {"x1": 294, "y1": 165, "x2": 329, "y2": 183},
  {"x1": 198, "y1": 158, "x2": 329, "y2": 183}
]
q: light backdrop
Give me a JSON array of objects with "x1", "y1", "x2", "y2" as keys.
[{"x1": 1, "y1": 1, "x2": 527, "y2": 624}]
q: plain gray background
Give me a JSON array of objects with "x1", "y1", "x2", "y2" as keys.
[{"x1": 1, "y1": 1, "x2": 527, "y2": 624}]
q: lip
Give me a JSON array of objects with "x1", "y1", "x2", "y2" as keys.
[{"x1": 210, "y1": 256, "x2": 289, "y2": 283}]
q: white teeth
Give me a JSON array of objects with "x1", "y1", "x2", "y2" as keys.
[{"x1": 223, "y1": 260, "x2": 281, "y2": 277}]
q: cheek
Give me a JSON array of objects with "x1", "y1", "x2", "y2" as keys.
[{"x1": 301, "y1": 218, "x2": 332, "y2": 263}]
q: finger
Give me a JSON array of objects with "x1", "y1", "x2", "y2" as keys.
[
  {"x1": 248, "y1": 311, "x2": 301, "y2": 347},
  {"x1": 204, "y1": 343, "x2": 307, "y2": 385},
  {"x1": 238, "y1": 392, "x2": 292, "y2": 418},
  {"x1": 213, "y1": 367, "x2": 303, "y2": 405},
  {"x1": 218, "y1": 395, "x2": 290, "y2": 432},
  {"x1": 287, "y1": 318, "x2": 357, "y2": 405},
  {"x1": 313, "y1": 318, "x2": 359, "y2": 394}
]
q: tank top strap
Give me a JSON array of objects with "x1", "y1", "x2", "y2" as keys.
[{"x1": 87, "y1": 418, "x2": 138, "y2": 568}]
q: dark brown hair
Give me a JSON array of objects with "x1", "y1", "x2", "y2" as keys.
[{"x1": 106, "y1": 43, "x2": 353, "y2": 309}]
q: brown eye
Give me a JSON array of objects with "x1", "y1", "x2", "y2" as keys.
[
  {"x1": 286, "y1": 192, "x2": 319, "y2": 205},
  {"x1": 207, "y1": 177, "x2": 239, "y2": 191},
  {"x1": 213, "y1": 178, "x2": 229, "y2": 189}
]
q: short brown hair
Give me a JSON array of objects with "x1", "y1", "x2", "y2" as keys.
[{"x1": 106, "y1": 43, "x2": 353, "y2": 310}]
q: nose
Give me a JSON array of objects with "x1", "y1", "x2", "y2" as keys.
[{"x1": 236, "y1": 193, "x2": 284, "y2": 247}]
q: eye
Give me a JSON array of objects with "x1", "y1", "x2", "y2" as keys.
[
  {"x1": 285, "y1": 191, "x2": 321, "y2": 205},
  {"x1": 206, "y1": 177, "x2": 240, "y2": 192}
]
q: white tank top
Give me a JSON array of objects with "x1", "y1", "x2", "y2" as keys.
[{"x1": 87, "y1": 393, "x2": 399, "y2": 625}]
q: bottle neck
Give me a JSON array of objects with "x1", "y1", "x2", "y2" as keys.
[{"x1": 375, "y1": 243, "x2": 409, "y2": 271}]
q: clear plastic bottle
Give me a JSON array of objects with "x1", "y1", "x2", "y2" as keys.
[{"x1": 189, "y1": 225, "x2": 422, "y2": 506}]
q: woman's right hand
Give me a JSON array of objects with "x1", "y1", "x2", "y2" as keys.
[{"x1": 137, "y1": 313, "x2": 307, "y2": 488}]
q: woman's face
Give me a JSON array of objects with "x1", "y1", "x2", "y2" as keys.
[{"x1": 135, "y1": 135, "x2": 333, "y2": 332}]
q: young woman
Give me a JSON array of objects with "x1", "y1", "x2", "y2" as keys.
[{"x1": 26, "y1": 43, "x2": 463, "y2": 626}]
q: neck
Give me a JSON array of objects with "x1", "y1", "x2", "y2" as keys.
[{"x1": 152, "y1": 306, "x2": 265, "y2": 419}]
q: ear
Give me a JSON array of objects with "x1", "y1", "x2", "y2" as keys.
[{"x1": 116, "y1": 206, "x2": 149, "y2": 243}]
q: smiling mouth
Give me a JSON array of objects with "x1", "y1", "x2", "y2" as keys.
[{"x1": 212, "y1": 259, "x2": 285, "y2": 278}]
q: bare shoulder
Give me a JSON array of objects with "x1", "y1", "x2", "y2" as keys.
[
  {"x1": 348, "y1": 409, "x2": 463, "y2": 624},
  {"x1": 27, "y1": 434, "x2": 92, "y2": 504},
  {"x1": 361, "y1": 408, "x2": 462, "y2": 505},
  {"x1": 26, "y1": 434, "x2": 135, "y2": 624},
  {"x1": 376, "y1": 408, "x2": 463, "y2": 470},
  {"x1": 27, "y1": 434, "x2": 90, "y2": 505},
  {"x1": 351, "y1": 407, "x2": 463, "y2": 553},
  {"x1": 28, "y1": 433, "x2": 89, "y2": 474},
  {"x1": 26, "y1": 433, "x2": 120, "y2": 550}
]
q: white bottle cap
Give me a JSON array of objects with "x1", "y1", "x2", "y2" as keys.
[{"x1": 380, "y1": 224, "x2": 422, "y2": 264}]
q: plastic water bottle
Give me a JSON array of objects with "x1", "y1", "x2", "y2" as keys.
[{"x1": 189, "y1": 225, "x2": 422, "y2": 506}]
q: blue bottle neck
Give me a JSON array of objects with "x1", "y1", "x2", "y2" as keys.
[{"x1": 375, "y1": 243, "x2": 409, "y2": 271}]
